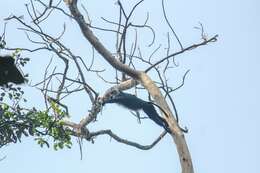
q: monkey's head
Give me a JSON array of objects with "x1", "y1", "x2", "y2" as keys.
[{"x1": 98, "y1": 88, "x2": 122, "y2": 106}]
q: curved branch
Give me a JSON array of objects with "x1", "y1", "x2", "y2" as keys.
[
  {"x1": 145, "y1": 34, "x2": 218, "y2": 72},
  {"x1": 162, "y1": 0, "x2": 183, "y2": 50},
  {"x1": 88, "y1": 129, "x2": 167, "y2": 150}
]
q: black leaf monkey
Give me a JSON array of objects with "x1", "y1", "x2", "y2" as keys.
[
  {"x1": 0, "y1": 56, "x2": 26, "y2": 86},
  {"x1": 103, "y1": 90, "x2": 171, "y2": 133}
]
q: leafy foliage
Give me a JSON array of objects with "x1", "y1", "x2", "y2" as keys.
[
  {"x1": 0, "y1": 51, "x2": 72, "y2": 150},
  {"x1": 0, "y1": 104, "x2": 72, "y2": 150}
]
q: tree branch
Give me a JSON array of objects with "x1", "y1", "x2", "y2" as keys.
[
  {"x1": 68, "y1": 0, "x2": 141, "y2": 79},
  {"x1": 88, "y1": 129, "x2": 167, "y2": 150},
  {"x1": 65, "y1": 0, "x2": 198, "y2": 172}
]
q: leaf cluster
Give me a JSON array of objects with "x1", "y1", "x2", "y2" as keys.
[{"x1": 0, "y1": 105, "x2": 72, "y2": 150}]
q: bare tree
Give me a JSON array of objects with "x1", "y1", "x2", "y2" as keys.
[{"x1": 1, "y1": 0, "x2": 217, "y2": 173}]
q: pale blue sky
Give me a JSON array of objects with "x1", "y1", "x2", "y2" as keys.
[{"x1": 0, "y1": 0, "x2": 259, "y2": 173}]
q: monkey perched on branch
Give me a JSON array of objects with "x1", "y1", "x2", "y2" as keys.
[
  {"x1": 0, "y1": 56, "x2": 26, "y2": 86},
  {"x1": 102, "y1": 90, "x2": 171, "y2": 133}
]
